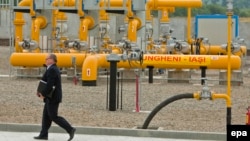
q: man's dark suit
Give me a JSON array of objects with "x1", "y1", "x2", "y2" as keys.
[{"x1": 39, "y1": 64, "x2": 73, "y2": 137}]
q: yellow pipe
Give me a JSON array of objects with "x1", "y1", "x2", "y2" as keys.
[
  {"x1": 30, "y1": 0, "x2": 35, "y2": 17},
  {"x1": 240, "y1": 45, "x2": 247, "y2": 56},
  {"x1": 31, "y1": 16, "x2": 47, "y2": 43},
  {"x1": 82, "y1": 55, "x2": 98, "y2": 81},
  {"x1": 148, "y1": 0, "x2": 202, "y2": 9},
  {"x1": 78, "y1": 0, "x2": 84, "y2": 17},
  {"x1": 10, "y1": 53, "x2": 86, "y2": 67},
  {"x1": 127, "y1": 17, "x2": 142, "y2": 42},
  {"x1": 77, "y1": 0, "x2": 95, "y2": 42},
  {"x1": 99, "y1": 0, "x2": 123, "y2": 7},
  {"x1": 146, "y1": 3, "x2": 153, "y2": 21},
  {"x1": 212, "y1": 93, "x2": 231, "y2": 107},
  {"x1": 187, "y1": 8, "x2": 192, "y2": 44},
  {"x1": 10, "y1": 53, "x2": 241, "y2": 70},
  {"x1": 126, "y1": 0, "x2": 134, "y2": 18},
  {"x1": 14, "y1": 0, "x2": 32, "y2": 52},
  {"x1": 193, "y1": 92, "x2": 200, "y2": 100},
  {"x1": 227, "y1": 12, "x2": 233, "y2": 103},
  {"x1": 99, "y1": 9, "x2": 110, "y2": 21},
  {"x1": 79, "y1": 16, "x2": 95, "y2": 41},
  {"x1": 57, "y1": 12, "x2": 67, "y2": 21},
  {"x1": 52, "y1": 10, "x2": 58, "y2": 39},
  {"x1": 160, "y1": 8, "x2": 170, "y2": 23},
  {"x1": 52, "y1": 0, "x2": 75, "y2": 6},
  {"x1": 198, "y1": 44, "x2": 244, "y2": 56}
]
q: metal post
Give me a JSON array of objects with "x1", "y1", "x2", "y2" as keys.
[
  {"x1": 120, "y1": 71, "x2": 123, "y2": 110},
  {"x1": 109, "y1": 61, "x2": 118, "y2": 111},
  {"x1": 200, "y1": 67, "x2": 207, "y2": 85},
  {"x1": 116, "y1": 71, "x2": 120, "y2": 109},
  {"x1": 106, "y1": 69, "x2": 109, "y2": 110},
  {"x1": 147, "y1": 66, "x2": 154, "y2": 83}
]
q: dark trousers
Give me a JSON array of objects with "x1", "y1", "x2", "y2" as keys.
[{"x1": 40, "y1": 100, "x2": 73, "y2": 137}]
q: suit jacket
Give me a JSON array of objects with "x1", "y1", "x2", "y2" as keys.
[{"x1": 41, "y1": 64, "x2": 62, "y2": 103}]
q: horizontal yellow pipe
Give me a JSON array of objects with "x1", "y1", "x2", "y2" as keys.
[
  {"x1": 193, "y1": 92, "x2": 200, "y2": 100},
  {"x1": 212, "y1": 93, "x2": 231, "y2": 107},
  {"x1": 200, "y1": 45, "x2": 246, "y2": 56},
  {"x1": 10, "y1": 53, "x2": 86, "y2": 68},
  {"x1": 10, "y1": 53, "x2": 241, "y2": 70},
  {"x1": 100, "y1": 0, "x2": 123, "y2": 7},
  {"x1": 148, "y1": 0, "x2": 202, "y2": 9},
  {"x1": 52, "y1": 0, "x2": 75, "y2": 6}
]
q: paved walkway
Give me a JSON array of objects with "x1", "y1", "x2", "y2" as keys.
[
  {"x1": 0, "y1": 131, "x2": 220, "y2": 141},
  {"x1": 0, "y1": 123, "x2": 225, "y2": 141}
]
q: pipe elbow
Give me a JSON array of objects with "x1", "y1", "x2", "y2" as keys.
[
  {"x1": 18, "y1": 0, "x2": 31, "y2": 6},
  {"x1": 83, "y1": 16, "x2": 95, "y2": 30},
  {"x1": 35, "y1": 16, "x2": 48, "y2": 29},
  {"x1": 82, "y1": 55, "x2": 99, "y2": 81}
]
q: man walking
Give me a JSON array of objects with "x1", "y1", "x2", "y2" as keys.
[{"x1": 35, "y1": 53, "x2": 75, "y2": 141}]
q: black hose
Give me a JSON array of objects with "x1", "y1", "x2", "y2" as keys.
[{"x1": 142, "y1": 93, "x2": 194, "y2": 129}]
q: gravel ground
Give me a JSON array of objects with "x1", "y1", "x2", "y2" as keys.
[{"x1": 1, "y1": 46, "x2": 250, "y2": 133}]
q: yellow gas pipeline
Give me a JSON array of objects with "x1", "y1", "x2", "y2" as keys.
[
  {"x1": 14, "y1": 0, "x2": 31, "y2": 52},
  {"x1": 10, "y1": 53, "x2": 86, "y2": 68},
  {"x1": 10, "y1": 53, "x2": 241, "y2": 69}
]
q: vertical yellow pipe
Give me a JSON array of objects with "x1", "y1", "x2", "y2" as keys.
[
  {"x1": 52, "y1": 10, "x2": 58, "y2": 39},
  {"x1": 227, "y1": 12, "x2": 232, "y2": 102},
  {"x1": 127, "y1": 18, "x2": 141, "y2": 42},
  {"x1": 30, "y1": 0, "x2": 35, "y2": 17},
  {"x1": 126, "y1": 0, "x2": 134, "y2": 18},
  {"x1": 79, "y1": 17, "x2": 95, "y2": 41},
  {"x1": 14, "y1": 13, "x2": 25, "y2": 52},
  {"x1": 78, "y1": 0, "x2": 84, "y2": 17},
  {"x1": 14, "y1": 0, "x2": 32, "y2": 52},
  {"x1": 82, "y1": 55, "x2": 98, "y2": 82},
  {"x1": 31, "y1": 16, "x2": 47, "y2": 42},
  {"x1": 187, "y1": 8, "x2": 192, "y2": 44},
  {"x1": 146, "y1": 3, "x2": 152, "y2": 22},
  {"x1": 99, "y1": 0, "x2": 110, "y2": 21},
  {"x1": 160, "y1": 8, "x2": 170, "y2": 23}
]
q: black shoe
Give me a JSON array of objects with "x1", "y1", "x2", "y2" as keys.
[
  {"x1": 68, "y1": 128, "x2": 76, "y2": 141},
  {"x1": 34, "y1": 136, "x2": 48, "y2": 140}
]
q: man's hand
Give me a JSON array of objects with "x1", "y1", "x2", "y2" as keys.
[{"x1": 37, "y1": 92, "x2": 45, "y2": 99}]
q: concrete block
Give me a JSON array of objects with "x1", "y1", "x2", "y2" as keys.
[
  {"x1": 219, "y1": 70, "x2": 243, "y2": 86},
  {"x1": 167, "y1": 69, "x2": 191, "y2": 83},
  {"x1": 16, "y1": 68, "x2": 41, "y2": 77}
]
